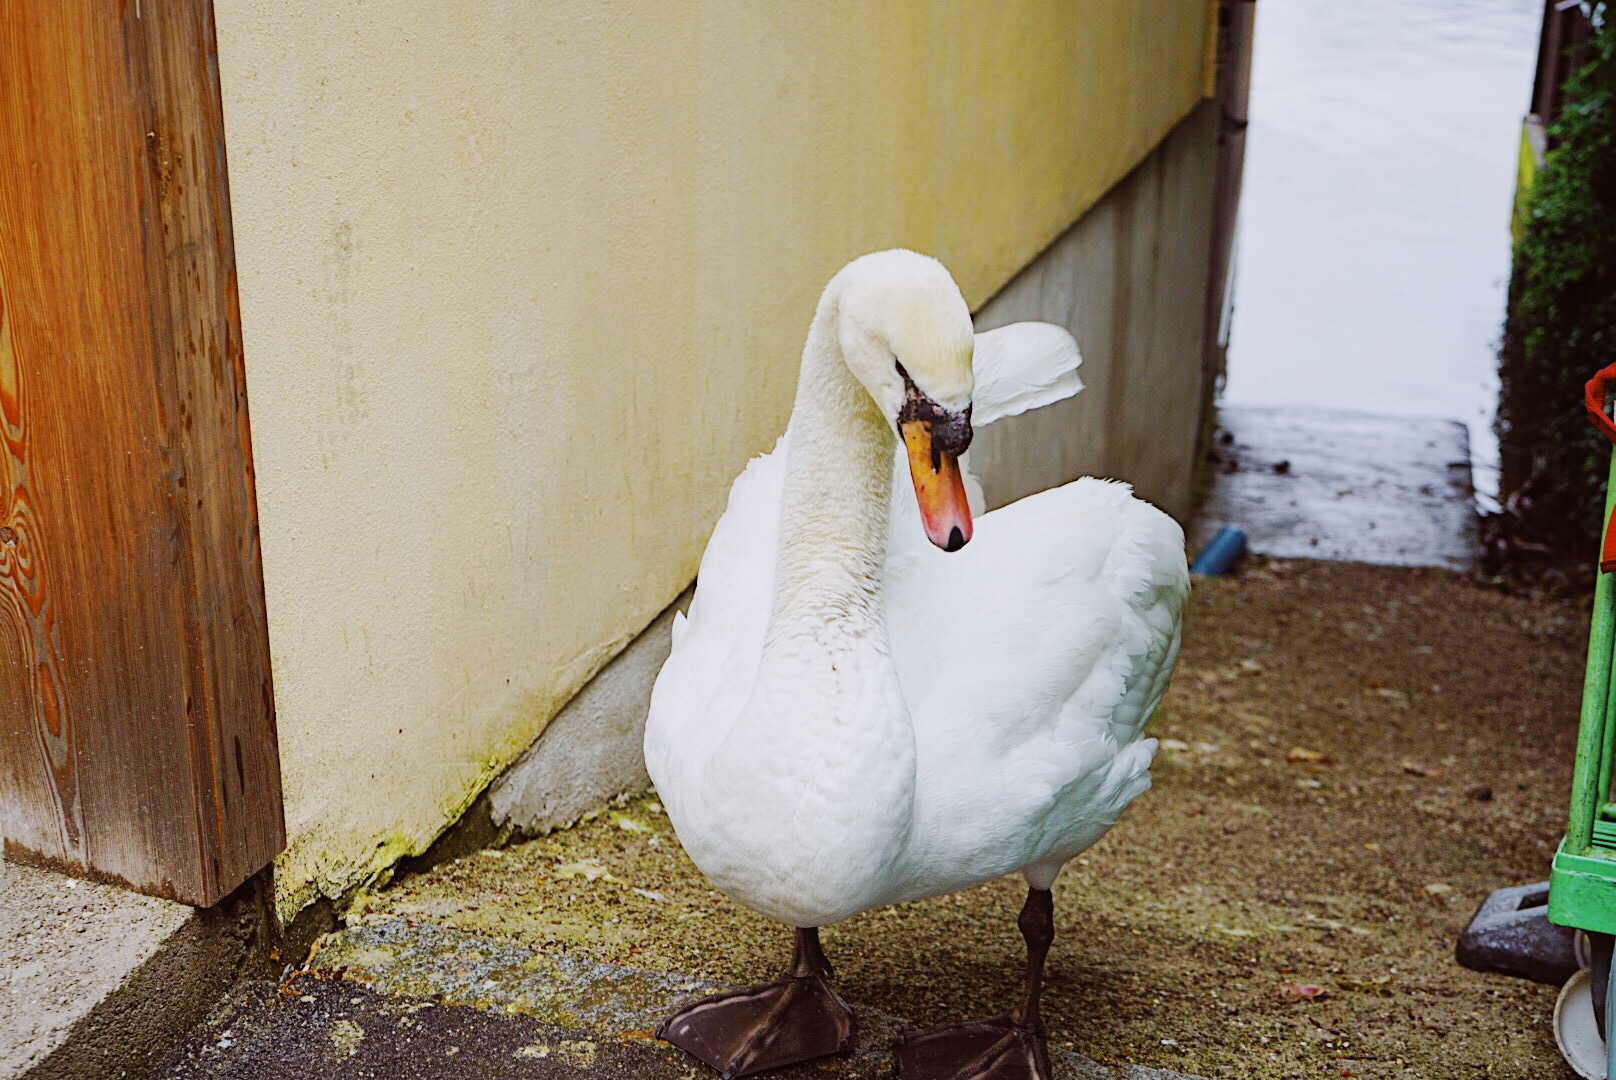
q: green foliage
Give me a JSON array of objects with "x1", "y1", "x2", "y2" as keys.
[{"x1": 1497, "y1": 17, "x2": 1616, "y2": 572}]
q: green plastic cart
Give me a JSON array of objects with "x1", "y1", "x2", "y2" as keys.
[{"x1": 1547, "y1": 364, "x2": 1616, "y2": 1078}]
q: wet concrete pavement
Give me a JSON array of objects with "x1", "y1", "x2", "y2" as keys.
[
  {"x1": 165, "y1": 977, "x2": 681, "y2": 1080},
  {"x1": 1194, "y1": 406, "x2": 1478, "y2": 571}
]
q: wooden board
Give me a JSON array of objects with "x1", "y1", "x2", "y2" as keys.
[{"x1": 0, "y1": 0, "x2": 282, "y2": 906}]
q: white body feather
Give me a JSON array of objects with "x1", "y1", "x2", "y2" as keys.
[{"x1": 645, "y1": 268, "x2": 1188, "y2": 930}]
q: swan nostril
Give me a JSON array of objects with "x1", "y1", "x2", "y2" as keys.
[{"x1": 945, "y1": 526, "x2": 966, "y2": 552}]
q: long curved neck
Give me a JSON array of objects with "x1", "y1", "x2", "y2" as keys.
[
  {"x1": 765, "y1": 290, "x2": 895, "y2": 646},
  {"x1": 723, "y1": 283, "x2": 918, "y2": 903}
]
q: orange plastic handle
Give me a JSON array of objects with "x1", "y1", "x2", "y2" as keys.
[
  {"x1": 1586, "y1": 364, "x2": 1616, "y2": 571},
  {"x1": 1587, "y1": 363, "x2": 1616, "y2": 444}
]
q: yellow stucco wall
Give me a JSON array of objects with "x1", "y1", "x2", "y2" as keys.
[{"x1": 213, "y1": 1, "x2": 1211, "y2": 916}]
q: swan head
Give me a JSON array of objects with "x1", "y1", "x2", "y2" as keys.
[{"x1": 832, "y1": 250, "x2": 975, "y2": 552}]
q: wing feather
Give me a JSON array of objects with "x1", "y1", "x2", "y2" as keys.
[{"x1": 971, "y1": 322, "x2": 1084, "y2": 426}]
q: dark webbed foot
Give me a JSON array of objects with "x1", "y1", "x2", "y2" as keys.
[
  {"x1": 894, "y1": 886, "x2": 1057, "y2": 1080},
  {"x1": 656, "y1": 927, "x2": 855, "y2": 1079},
  {"x1": 893, "y1": 1014, "x2": 1051, "y2": 1080}
]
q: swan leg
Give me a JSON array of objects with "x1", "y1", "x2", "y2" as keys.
[
  {"x1": 893, "y1": 887, "x2": 1055, "y2": 1080},
  {"x1": 656, "y1": 926, "x2": 856, "y2": 1079}
]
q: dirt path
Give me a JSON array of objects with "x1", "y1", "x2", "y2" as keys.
[{"x1": 284, "y1": 561, "x2": 1590, "y2": 1078}]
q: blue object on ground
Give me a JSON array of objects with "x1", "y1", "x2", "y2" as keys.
[{"x1": 1190, "y1": 527, "x2": 1248, "y2": 576}]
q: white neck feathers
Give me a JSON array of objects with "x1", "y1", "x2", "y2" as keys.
[{"x1": 764, "y1": 286, "x2": 895, "y2": 649}]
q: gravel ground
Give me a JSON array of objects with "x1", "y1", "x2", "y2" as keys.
[{"x1": 177, "y1": 559, "x2": 1590, "y2": 1079}]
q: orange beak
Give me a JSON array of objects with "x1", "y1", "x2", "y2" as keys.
[{"x1": 901, "y1": 418, "x2": 973, "y2": 552}]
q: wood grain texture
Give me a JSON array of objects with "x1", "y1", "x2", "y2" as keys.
[{"x1": 0, "y1": 0, "x2": 282, "y2": 906}]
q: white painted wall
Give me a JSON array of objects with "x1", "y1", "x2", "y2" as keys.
[{"x1": 212, "y1": 1, "x2": 1211, "y2": 915}]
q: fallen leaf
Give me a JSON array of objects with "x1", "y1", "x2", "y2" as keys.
[
  {"x1": 1279, "y1": 982, "x2": 1328, "y2": 1000},
  {"x1": 554, "y1": 859, "x2": 615, "y2": 883},
  {"x1": 1160, "y1": 738, "x2": 1191, "y2": 752},
  {"x1": 557, "y1": 1040, "x2": 598, "y2": 1068},
  {"x1": 1286, "y1": 747, "x2": 1332, "y2": 765},
  {"x1": 1210, "y1": 923, "x2": 1254, "y2": 938},
  {"x1": 1423, "y1": 882, "x2": 1453, "y2": 895},
  {"x1": 329, "y1": 1019, "x2": 365, "y2": 1057},
  {"x1": 1402, "y1": 761, "x2": 1444, "y2": 780}
]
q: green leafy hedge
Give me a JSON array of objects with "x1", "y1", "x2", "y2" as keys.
[{"x1": 1496, "y1": 13, "x2": 1616, "y2": 575}]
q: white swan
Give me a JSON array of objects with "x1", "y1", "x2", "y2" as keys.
[{"x1": 644, "y1": 250, "x2": 1188, "y2": 1080}]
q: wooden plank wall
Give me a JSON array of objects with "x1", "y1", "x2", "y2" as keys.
[{"x1": 0, "y1": 0, "x2": 282, "y2": 906}]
